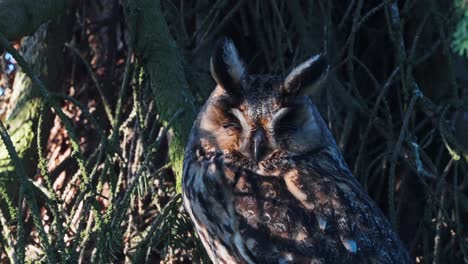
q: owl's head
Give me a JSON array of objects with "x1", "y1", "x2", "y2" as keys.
[{"x1": 197, "y1": 39, "x2": 331, "y2": 165}]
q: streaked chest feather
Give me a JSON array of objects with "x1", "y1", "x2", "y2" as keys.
[{"x1": 183, "y1": 149, "x2": 369, "y2": 261}]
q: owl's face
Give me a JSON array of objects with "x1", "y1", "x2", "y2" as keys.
[{"x1": 197, "y1": 40, "x2": 329, "y2": 166}]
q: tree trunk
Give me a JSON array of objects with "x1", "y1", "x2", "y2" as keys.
[
  {"x1": 0, "y1": 14, "x2": 74, "y2": 217},
  {"x1": 123, "y1": 0, "x2": 197, "y2": 191}
]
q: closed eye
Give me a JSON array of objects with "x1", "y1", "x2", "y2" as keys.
[
  {"x1": 270, "y1": 107, "x2": 300, "y2": 134},
  {"x1": 222, "y1": 122, "x2": 241, "y2": 130},
  {"x1": 271, "y1": 108, "x2": 292, "y2": 124},
  {"x1": 268, "y1": 107, "x2": 290, "y2": 132},
  {"x1": 221, "y1": 110, "x2": 244, "y2": 134},
  {"x1": 230, "y1": 108, "x2": 249, "y2": 130},
  {"x1": 275, "y1": 124, "x2": 298, "y2": 134}
]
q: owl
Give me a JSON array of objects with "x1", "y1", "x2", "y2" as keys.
[{"x1": 182, "y1": 39, "x2": 411, "y2": 264}]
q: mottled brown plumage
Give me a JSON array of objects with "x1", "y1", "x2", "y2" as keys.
[{"x1": 183, "y1": 39, "x2": 410, "y2": 263}]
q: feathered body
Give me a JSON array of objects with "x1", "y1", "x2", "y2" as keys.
[{"x1": 182, "y1": 40, "x2": 410, "y2": 263}]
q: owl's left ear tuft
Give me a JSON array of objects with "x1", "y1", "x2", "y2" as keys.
[
  {"x1": 282, "y1": 54, "x2": 329, "y2": 96},
  {"x1": 210, "y1": 38, "x2": 245, "y2": 94}
]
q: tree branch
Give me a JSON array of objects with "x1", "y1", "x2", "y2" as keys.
[{"x1": 0, "y1": 0, "x2": 73, "y2": 40}]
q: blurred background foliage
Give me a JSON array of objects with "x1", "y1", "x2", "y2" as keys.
[
  {"x1": 0, "y1": 0, "x2": 467, "y2": 263},
  {"x1": 453, "y1": 0, "x2": 468, "y2": 57}
]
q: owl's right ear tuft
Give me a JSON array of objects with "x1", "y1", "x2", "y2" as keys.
[
  {"x1": 210, "y1": 39, "x2": 245, "y2": 94},
  {"x1": 282, "y1": 54, "x2": 329, "y2": 96}
]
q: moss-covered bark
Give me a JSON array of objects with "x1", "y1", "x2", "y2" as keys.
[
  {"x1": 0, "y1": 0, "x2": 72, "y2": 40},
  {"x1": 0, "y1": 26, "x2": 46, "y2": 213},
  {"x1": 123, "y1": 0, "x2": 197, "y2": 191},
  {"x1": 0, "y1": 15, "x2": 73, "y2": 216}
]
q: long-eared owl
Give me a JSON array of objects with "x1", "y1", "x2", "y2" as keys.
[{"x1": 182, "y1": 39, "x2": 411, "y2": 264}]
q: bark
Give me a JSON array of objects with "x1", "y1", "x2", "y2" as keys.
[
  {"x1": 0, "y1": 0, "x2": 72, "y2": 40},
  {"x1": 0, "y1": 1, "x2": 74, "y2": 206},
  {"x1": 0, "y1": 15, "x2": 73, "y2": 216},
  {"x1": 123, "y1": 0, "x2": 197, "y2": 191}
]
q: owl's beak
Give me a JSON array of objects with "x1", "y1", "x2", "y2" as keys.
[{"x1": 253, "y1": 128, "x2": 268, "y2": 162}]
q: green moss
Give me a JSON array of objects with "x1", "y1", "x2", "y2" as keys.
[{"x1": 124, "y1": 0, "x2": 197, "y2": 192}]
